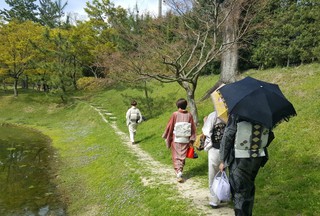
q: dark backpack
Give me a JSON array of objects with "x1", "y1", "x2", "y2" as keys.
[{"x1": 211, "y1": 122, "x2": 226, "y2": 149}]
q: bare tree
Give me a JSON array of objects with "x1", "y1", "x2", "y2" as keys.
[{"x1": 108, "y1": 0, "x2": 263, "y2": 124}]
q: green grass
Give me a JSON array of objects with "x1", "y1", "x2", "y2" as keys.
[
  {"x1": 1, "y1": 63, "x2": 320, "y2": 215},
  {"x1": 0, "y1": 91, "x2": 199, "y2": 215}
]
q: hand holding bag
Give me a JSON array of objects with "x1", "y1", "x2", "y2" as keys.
[{"x1": 212, "y1": 171, "x2": 231, "y2": 201}]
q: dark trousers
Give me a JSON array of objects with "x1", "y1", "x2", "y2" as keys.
[{"x1": 229, "y1": 157, "x2": 264, "y2": 216}]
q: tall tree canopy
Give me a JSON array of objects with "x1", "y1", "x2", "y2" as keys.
[
  {"x1": 251, "y1": 0, "x2": 320, "y2": 68},
  {"x1": 0, "y1": 0, "x2": 39, "y2": 22},
  {"x1": 0, "y1": 0, "x2": 68, "y2": 28},
  {"x1": 0, "y1": 20, "x2": 45, "y2": 96},
  {"x1": 38, "y1": 0, "x2": 67, "y2": 28}
]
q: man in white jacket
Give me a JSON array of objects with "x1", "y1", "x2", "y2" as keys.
[
  {"x1": 202, "y1": 111, "x2": 226, "y2": 208},
  {"x1": 126, "y1": 100, "x2": 143, "y2": 144}
]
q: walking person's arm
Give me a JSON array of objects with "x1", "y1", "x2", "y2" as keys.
[
  {"x1": 219, "y1": 114, "x2": 237, "y2": 171},
  {"x1": 126, "y1": 109, "x2": 131, "y2": 126},
  {"x1": 137, "y1": 109, "x2": 143, "y2": 123},
  {"x1": 162, "y1": 112, "x2": 176, "y2": 148}
]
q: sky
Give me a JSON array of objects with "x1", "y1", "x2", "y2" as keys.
[{"x1": 0, "y1": 0, "x2": 169, "y2": 19}]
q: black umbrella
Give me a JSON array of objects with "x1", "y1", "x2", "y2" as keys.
[{"x1": 218, "y1": 76, "x2": 297, "y2": 129}]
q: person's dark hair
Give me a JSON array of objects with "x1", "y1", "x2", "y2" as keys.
[
  {"x1": 176, "y1": 98, "x2": 187, "y2": 110},
  {"x1": 131, "y1": 100, "x2": 137, "y2": 106}
]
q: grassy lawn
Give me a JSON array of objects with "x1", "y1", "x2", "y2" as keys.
[
  {"x1": 1, "y1": 63, "x2": 319, "y2": 215},
  {"x1": 0, "y1": 93, "x2": 199, "y2": 215}
]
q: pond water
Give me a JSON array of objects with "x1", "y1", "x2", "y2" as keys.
[{"x1": 0, "y1": 123, "x2": 66, "y2": 216}]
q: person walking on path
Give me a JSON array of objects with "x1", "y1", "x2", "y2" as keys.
[
  {"x1": 162, "y1": 98, "x2": 197, "y2": 183},
  {"x1": 126, "y1": 100, "x2": 143, "y2": 144},
  {"x1": 202, "y1": 111, "x2": 226, "y2": 209},
  {"x1": 219, "y1": 114, "x2": 275, "y2": 216}
]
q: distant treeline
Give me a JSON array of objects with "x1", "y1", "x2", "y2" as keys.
[{"x1": 1, "y1": 0, "x2": 319, "y2": 97}]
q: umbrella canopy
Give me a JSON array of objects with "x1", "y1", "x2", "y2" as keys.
[
  {"x1": 218, "y1": 76, "x2": 297, "y2": 129},
  {"x1": 211, "y1": 84, "x2": 228, "y2": 123}
]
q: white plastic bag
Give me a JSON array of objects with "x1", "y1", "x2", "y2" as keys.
[{"x1": 212, "y1": 171, "x2": 231, "y2": 201}]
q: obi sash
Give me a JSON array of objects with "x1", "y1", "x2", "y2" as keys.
[{"x1": 234, "y1": 121, "x2": 270, "y2": 158}]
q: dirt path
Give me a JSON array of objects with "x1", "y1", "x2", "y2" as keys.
[{"x1": 91, "y1": 105, "x2": 234, "y2": 216}]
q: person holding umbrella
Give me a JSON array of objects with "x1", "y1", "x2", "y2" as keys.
[
  {"x1": 217, "y1": 76, "x2": 296, "y2": 215},
  {"x1": 219, "y1": 114, "x2": 274, "y2": 215}
]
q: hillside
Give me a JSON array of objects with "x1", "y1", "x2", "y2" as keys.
[{"x1": 0, "y1": 64, "x2": 319, "y2": 215}]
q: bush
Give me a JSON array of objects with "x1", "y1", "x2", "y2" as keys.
[{"x1": 77, "y1": 77, "x2": 114, "y2": 91}]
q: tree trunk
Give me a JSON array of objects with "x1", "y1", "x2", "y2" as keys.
[
  {"x1": 3, "y1": 80, "x2": 7, "y2": 91},
  {"x1": 181, "y1": 81, "x2": 199, "y2": 125},
  {"x1": 220, "y1": 0, "x2": 241, "y2": 84},
  {"x1": 187, "y1": 93, "x2": 199, "y2": 125},
  {"x1": 13, "y1": 78, "x2": 19, "y2": 97},
  {"x1": 72, "y1": 71, "x2": 78, "y2": 90},
  {"x1": 72, "y1": 57, "x2": 78, "y2": 90},
  {"x1": 220, "y1": 43, "x2": 238, "y2": 83},
  {"x1": 143, "y1": 81, "x2": 153, "y2": 117},
  {"x1": 22, "y1": 75, "x2": 29, "y2": 89}
]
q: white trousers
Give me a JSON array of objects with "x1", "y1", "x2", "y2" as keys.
[
  {"x1": 208, "y1": 147, "x2": 221, "y2": 205},
  {"x1": 128, "y1": 122, "x2": 138, "y2": 142}
]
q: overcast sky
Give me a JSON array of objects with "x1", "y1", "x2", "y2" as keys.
[{"x1": 0, "y1": 0, "x2": 168, "y2": 19}]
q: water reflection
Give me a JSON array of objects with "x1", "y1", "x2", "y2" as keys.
[{"x1": 0, "y1": 123, "x2": 66, "y2": 215}]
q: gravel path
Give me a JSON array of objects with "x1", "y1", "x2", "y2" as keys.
[{"x1": 91, "y1": 105, "x2": 234, "y2": 216}]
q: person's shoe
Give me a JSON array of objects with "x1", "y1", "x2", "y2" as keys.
[
  {"x1": 176, "y1": 171, "x2": 184, "y2": 183},
  {"x1": 209, "y1": 202, "x2": 219, "y2": 209},
  {"x1": 177, "y1": 177, "x2": 184, "y2": 183}
]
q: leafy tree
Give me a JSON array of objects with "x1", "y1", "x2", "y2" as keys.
[
  {"x1": 0, "y1": 20, "x2": 45, "y2": 96},
  {"x1": 84, "y1": 0, "x2": 127, "y2": 28},
  {"x1": 0, "y1": 0, "x2": 68, "y2": 28},
  {"x1": 66, "y1": 24, "x2": 100, "y2": 89},
  {"x1": 251, "y1": 0, "x2": 320, "y2": 68},
  {"x1": 293, "y1": 0, "x2": 320, "y2": 64},
  {"x1": 38, "y1": 0, "x2": 67, "y2": 28},
  {"x1": 0, "y1": 0, "x2": 39, "y2": 22},
  {"x1": 82, "y1": 0, "x2": 127, "y2": 77},
  {"x1": 36, "y1": 27, "x2": 79, "y2": 100},
  {"x1": 84, "y1": 0, "x2": 128, "y2": 48},
  {"x1": 30, "y1": 20, "x2": 95, "y2": 98}
]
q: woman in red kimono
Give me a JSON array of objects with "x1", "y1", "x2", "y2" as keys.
[{"x1": 162, "y1": 98, "x2": 197, "y2": 183}]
